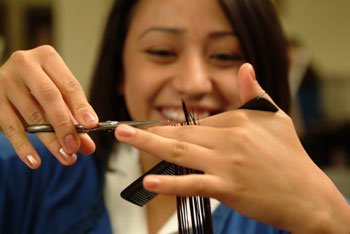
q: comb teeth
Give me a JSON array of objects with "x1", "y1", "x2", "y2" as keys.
[{"x1": 120, "y1": 161, "x2": 176, "y2": 206}]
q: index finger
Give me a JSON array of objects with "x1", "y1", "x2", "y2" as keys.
[
  {"x1": 35, "y1": 46, "x2": 99, "y2": 128},
  {"x1": 115, "y1": 124, "x2": 214, "y2": 171}
]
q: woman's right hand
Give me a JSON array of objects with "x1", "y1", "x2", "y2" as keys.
[{"x1": 0, "y1": 45, "x2": 99, "y2": 169}]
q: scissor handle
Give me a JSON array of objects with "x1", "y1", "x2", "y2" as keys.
[{"x1": 26, "y1": 124, "x2": 88, "y2": 133}]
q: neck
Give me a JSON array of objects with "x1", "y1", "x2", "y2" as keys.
[{"x1": 140, "y1": 151, "x2": 177, "y2": 234}]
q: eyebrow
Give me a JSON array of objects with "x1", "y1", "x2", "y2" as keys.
[
  {"x1": 208, "y1": 31, "x2": 237, "y2": 39},
  {"x1": 138, "y1": 27, "x2": 184, "y2": 39},
  {"x1": 138, "y1": 27, "x2": 237, "y2": 39}
]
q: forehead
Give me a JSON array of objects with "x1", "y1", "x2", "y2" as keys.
[{"x1": 129, "y1": 0, "x2": 233, "y2": 35}]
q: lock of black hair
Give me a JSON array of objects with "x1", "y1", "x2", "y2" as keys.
[{"x1": 175, "y1": 100, "x2": 214, "y2": 234}]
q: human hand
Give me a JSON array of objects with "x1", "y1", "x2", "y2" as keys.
[
  {"x1": 0, "y1": 45, "x2": 98, "y2": 168},
  {"x1": 115, "y1": 63, "x2": 350, "y2": 233}
]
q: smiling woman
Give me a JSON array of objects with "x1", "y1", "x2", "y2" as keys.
[{"x1": 0, "y1": 0, "x2": 349, "y2": 234}]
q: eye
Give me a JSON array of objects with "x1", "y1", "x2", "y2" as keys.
[
  {"x1": 146, "y1": 49, "x2": 176, "y2": 57},
  {"x1": 210, "y1": 53, "x2": 245, "y2": 67},
  {"x1": 145, "y1": 49, "x2": 177, "y2": 63},
  {"x1": 211, "y1": 53, "x2": 243, "y2": 61}
]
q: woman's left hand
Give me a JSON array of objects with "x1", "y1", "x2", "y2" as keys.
[{"x1": 115, "y1": 64, "x2": 350, "y2": 233}]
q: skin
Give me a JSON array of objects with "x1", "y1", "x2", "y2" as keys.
[
  {"x1": 0, "y1": 0, "x2": 349, "y2": 233},
  {"x1": 122, "y1": 0, "x2": 244, "y2": 123},
  {"x1": 121, "y1": 0, "x2": 245, "y2": 232},
  {"x1": 116, "y1": 64, "x2": 350, "y2": 233},
  {"x1": 117, "y1": 0, "x2": 350, "y2": 233},
  {"x1": 0, "y1": 46, "x2": 97, "y2": 168}
]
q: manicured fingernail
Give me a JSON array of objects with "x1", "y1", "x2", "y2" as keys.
[
  {"x1": 64, "y1": 134, "x2": 77, "y2": 153},
  {"x1": 83, "y1": 112, "x2": 96, "y2": 124},
  {"x1": 59, "y1": 148, "x2": 77, "y2": 160},
  {"x1": 26, "y1": 155, "x2": 38, "y2": 168},
  {"x1": 117, "y1": 124, "x2": 136, "y2": 137}
]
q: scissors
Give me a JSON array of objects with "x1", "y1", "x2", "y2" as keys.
[{"x1": 26, "y1": 120, "x2": 169, "y2": 133}]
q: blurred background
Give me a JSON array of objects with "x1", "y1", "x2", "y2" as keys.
[{"x1": 0, "y1": 0, "x2": 349, "y2": 196}]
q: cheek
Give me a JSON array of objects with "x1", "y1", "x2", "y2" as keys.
[
  {"x1": 214, "y1": 70, "x2": 241, "y2": 110},
  {"x1": 123, "y1": 71, "x2": 164, "y2": 120}
]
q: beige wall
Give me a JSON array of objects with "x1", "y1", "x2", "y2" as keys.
[
  {"x1": 280, "y1": 0, "x2": 350, "y2": 77},
  {"x1": 1, "y1": 0, "x2": 50, "y2": 55},
  {"x1": 53, "y1": 0, "x2": 114, "y2": 94},
  {"x1": 280, "y1": 0, "x2": 350, "y2": 120}
]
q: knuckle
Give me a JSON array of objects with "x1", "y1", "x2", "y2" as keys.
[
  {"x1": 12, "y1": 140, "x2": 29, "y2": 154},
  {"x1": 170, "y1": 140, "x2": 188, "y2": 163},
  {"x1": 226, "y1": 127, "x2": 251, "y2": 146},
  {"x1": 9, "y1": 51, "x2": 33, "y2": 70},
  {"x1": 236, "y1": 111, "x2": 249, "y2": 124},
  {"x1": 10, "y1": 50, "x2": 27, "y2": 64},
  {"x1": 64, "y1": 78, "x2": 83, "y2": 94},
  {"x1": 37, "y1": 83, "x2": 60, "y2": 101},
  {"x1": 54, "y1": 118, "x2": 72, "y2": 129},
  {"x1": 4, "y1": 123, "x2": 21, "y2": 138},
  {"x1": 234, "y1": 128, "x2": 251, "y2": 143},
  {"x1": 27, "y1": 110, "x2": 46, "y2": 124},
  {"x1": 73, "y1": 101, "x2": 91, "y2": 115},
  {"x1": 36, "y1": 45, "x2": 57, "y2": 56},
  {"x1": 227, "y1": 154, "x2": 245, "y2": 168}
]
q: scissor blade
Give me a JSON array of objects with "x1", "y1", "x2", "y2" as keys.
[
  {"x1": 26, "y1": 120, "x2": 170, "y2": 133},
  {"x1": 121, "y1": 120, "x2": 170, "y2": 127}
]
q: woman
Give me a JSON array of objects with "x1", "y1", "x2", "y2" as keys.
[{"x1": 0, "y1": 0, "x2": 349, "y2": 233}]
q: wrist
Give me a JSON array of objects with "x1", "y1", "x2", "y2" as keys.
[{"x1": 294, "y1": 204, "x2": 350, "y2": 234}]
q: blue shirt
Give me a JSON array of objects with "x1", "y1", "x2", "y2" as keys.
[{"x1": 0, "y1": 134, "x2": 294, "y2": 234}]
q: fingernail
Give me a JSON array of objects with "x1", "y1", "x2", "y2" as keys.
[
  {"x1": 83, "y1": 112, "x2": 96, "y2": 124},
  {"x1": 64, "y1": 134, "x2": 77, "y2": 153},
  {"x1": 59, "y1": 148, "x2": 77, "y2": 161},
  {"x1": 145, "y1": 177, "x2": 161, "y2": 190},
  {"x1": 117, "y1": 124, "x2": 136, "y2": 137},
  {"x1": 26, "y1": 155, "x2": 38, "y2": 168}
]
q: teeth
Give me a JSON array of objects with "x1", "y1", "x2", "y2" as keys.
[
  {"x1": 194, "y1": 112, "x2": 210, "y2": 119},
  {"x1": 161, "y1": 108, "x2": 210, "y2": 121},
  {"x1": 161, "y1": 109, "x2": 186, "y2": 122}
]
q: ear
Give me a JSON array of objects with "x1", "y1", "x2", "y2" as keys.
[{"x1": 237, "y1": 63, "x2": 277, "y2": 107}]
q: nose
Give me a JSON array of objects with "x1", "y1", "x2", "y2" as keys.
[{"x1": 171, "y1": 54, "x2": 212, "y2": 99}]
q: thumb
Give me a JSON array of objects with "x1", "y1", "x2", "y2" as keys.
[
  {"x1": 237, "y1": 63, "x2": 277, "y2": 107},
  {"x1": 237, "y1": 63, "x2": 264, "y2": 103}
]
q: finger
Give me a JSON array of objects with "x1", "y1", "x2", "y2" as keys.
[
  {"x1": 78, "y1": 133, "x2": 96, "y2": 155},
  {"x1": 143, "y1": 174, "x2": 222, "y2": 198},
  {"x1": 148, "y1": 125, "x2": 221, "y2": 149},
  {"x1": 67, "y1": 106, "x2": 96, "y2": 155},
  {"x1": 0, "y1": 98, "x2": 42, "y2": 169},
  {"x1": 36, "y1": 132, "x2": 78, "y2": 166},
  {"x1": 3, "y1": 71, "x2": 78, "y2": 165},
  {"x1": 237, "y1": 63, "x2": 279, "y2": 109},
  {"x1": 35, "y1": 46, "x2": 98, "y2": 127},
  {"x1": 115, "y1": 124, "x2": 214, "y2": 171},
  {"x1": 11, "y1": 54, "x2": 80, "y2": 155}
]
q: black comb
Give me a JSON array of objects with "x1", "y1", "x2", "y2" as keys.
[{"x1": 120, "y1": 96, "x2": 278, "y2": 206}]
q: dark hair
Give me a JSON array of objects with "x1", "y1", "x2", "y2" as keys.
[{"x1": 89, "y1": 0, "x2": 290, "y2": 162}]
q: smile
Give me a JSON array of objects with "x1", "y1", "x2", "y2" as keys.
[{"x1": 159, "y1": 106, "x2": 213, "y2": 122}]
